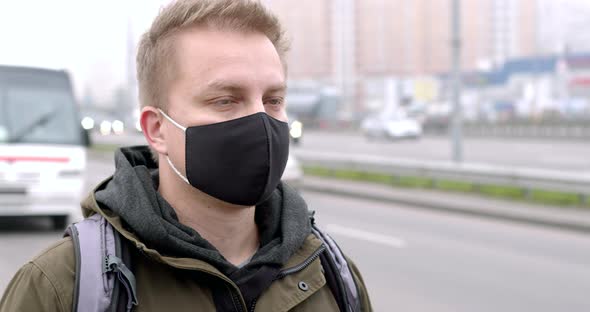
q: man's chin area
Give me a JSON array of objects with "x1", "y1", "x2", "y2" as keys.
[{"x1": 194, "y1": 187, "x2": 255, "y2": 210}]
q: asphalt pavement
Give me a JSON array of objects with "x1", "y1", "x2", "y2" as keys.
[{"x1": 306, "y1": 191, "x2": 590, "y2": 312}]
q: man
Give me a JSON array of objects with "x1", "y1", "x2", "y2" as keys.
[{"x1": 0, "y1": 0, "x2": 372, "y2": 311}]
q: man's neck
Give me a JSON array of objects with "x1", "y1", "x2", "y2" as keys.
[{"x1": 158, "y1": 164, "x2": 260, "y2": 266}]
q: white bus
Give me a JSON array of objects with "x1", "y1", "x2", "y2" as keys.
[{"x1": 0, "y1": 65, "x2": 89, "y2": 230}]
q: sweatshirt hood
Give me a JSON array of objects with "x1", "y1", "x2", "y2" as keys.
[{"x1": 86, "y1": 146, "x2": 312, "y2": 282}]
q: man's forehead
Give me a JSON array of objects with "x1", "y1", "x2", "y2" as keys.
[
  {"x1": 174, "y1": 26, "x2": 281, "y2": 63},
  {"x1": 171, "y1": 26, "x2": 285, "y2": 87}
]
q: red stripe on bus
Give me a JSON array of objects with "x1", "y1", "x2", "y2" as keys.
[{"x1": 0, "y1": 156, "x2": 70, "y2": 163}]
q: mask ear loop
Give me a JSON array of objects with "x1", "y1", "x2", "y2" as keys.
[
  {"x1": 157, "y1": 108, "x2": 190, "y2": 185},
  {"x1": 158, "y1": 108, "x2": 187, "y2": 131},
  {"x1": 165, "y1": 156, "x2": 190, "y2": 185}
]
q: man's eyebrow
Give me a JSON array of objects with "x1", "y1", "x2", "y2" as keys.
[
  {"x1": 267, "y1": 83, "x2": 287, "y2": 93},
  {"x1": 266, "y1": 83, "x2": 287, "y2": 93},
  {"x1": 204, "y1": 80, "x2": 287, "y2": 93},
  {"x1": 204, "y1": 80, "x2": 245, "y2": 93}
]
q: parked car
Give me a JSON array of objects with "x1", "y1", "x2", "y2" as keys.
[
  {"x1": 361, "y1": 115, "x2": 422, "y2": 140},
  {"x1": 0, "y1": 66, "x2": 89, "y2": 230}
]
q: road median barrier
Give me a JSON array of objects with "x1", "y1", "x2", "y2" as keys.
[{"x1": 295, "y1": 150, "x2": 590, "y2": 208}]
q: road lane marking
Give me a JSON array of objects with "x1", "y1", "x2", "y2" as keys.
[{"x1": 326, "y1": 224, "x2": 406, "y2": 248}]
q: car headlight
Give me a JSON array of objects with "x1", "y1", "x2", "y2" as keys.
[
  {"x1": 100, "y1": 121, "x2": 112, "y2": 135},
  {"x1": 81, "y1": 117, "x2": 94, "y2": 130},
  {"x1": 290, "y1": 121, "x2": 303, "y2": 138},
  {"x1": 112, "y1": 120, "x2": 125, "y2": 135}
]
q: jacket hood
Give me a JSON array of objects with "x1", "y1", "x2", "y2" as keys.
[{"x1": 83, "y1": 146, "x2": 312, "y2": 283}]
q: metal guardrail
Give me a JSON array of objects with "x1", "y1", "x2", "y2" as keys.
[
  {"x1": 424, "y1": 124, "x2": 590, "y2": 140},
  {"x1": 294, "y1": 150, "x2": 590, "y2": 204}
]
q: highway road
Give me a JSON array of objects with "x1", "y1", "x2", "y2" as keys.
[
  {"x1": 92, "y1": 131, "x2": 590, "y2": 173},
  {"x1": 295, "y1": 131, "x2": 590, "y2": 173},
  {"x1": 1, "y1": 152, "x2": 590, "y2": 311}
]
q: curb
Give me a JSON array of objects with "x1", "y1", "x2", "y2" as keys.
[{"x1": 301, "y1": 178, "x2": 590, "y2": 234}]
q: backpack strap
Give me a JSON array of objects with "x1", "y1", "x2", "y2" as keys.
[
  {"x1": 108, "y1": 226, "x2": 137, "y2": 312},
  {"x1": 64, "y1": 214, "x2": 138, "y2": 312},
  {"x1": 310, "y1": 212, "x2": 362, "y2": 312}
]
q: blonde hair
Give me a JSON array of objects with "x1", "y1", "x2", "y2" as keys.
[{"x1": 136, "y1": 0, "x2": 290, "y2": 109}]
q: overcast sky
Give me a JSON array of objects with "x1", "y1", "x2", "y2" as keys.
[{"x1": 0, "y1": 0, "x2": 170, "y2": 103}]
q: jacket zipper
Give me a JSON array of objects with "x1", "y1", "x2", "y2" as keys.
[
  {"x1": 275, "y1": 244, "x2": 326, "y2": 280},
  {"x1": 249, "y1": 244, "x2": 326, "y2": 312},
  {"x1": 249, "y1": 298, "x2": 258, "y2": 312},
  {"x1": 229, "y1": 285, "x2": 245, "y2": 312}
]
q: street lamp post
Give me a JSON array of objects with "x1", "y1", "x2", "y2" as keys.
[{"x1": 451, "y1": 0, "x2": 463, "y2": 163}]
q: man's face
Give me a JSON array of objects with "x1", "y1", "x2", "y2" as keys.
[{"x1": 161, "y1": 26, "x2": 287, "y2": 174}]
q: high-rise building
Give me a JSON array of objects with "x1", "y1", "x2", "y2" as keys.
[
  {"x1": 267, "y1": 0, "x2": 540, "y2": 79},
  {"x1": 266, "y1": 0, "x2": 333, "y2": 80},
  {"x1": 356, "y1": 0, "x2": 497, "y2": 75},
  {"x1": 491, "y1": 0, "x2": 538, "y2": 65}
]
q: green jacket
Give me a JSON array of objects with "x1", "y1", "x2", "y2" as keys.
[{"x1": 1, "y1": 147, "x2": 372, "y2": 312}]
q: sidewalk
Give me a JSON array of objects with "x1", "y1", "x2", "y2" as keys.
[{"x1": 302, "y1": 176, "x2": 590, "y2": 233}]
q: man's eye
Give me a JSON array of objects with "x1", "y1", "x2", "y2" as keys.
[
  {"x1": 213, "y1": 98, "x2": 235, "y2": 106},
  {"x1": 264, "y1": 98, "x2": 284, "y2": 106}
]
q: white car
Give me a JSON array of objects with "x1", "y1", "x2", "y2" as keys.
[
  {"x1": 282, "y1": 152, "x2": 303, "y2": 189},
  {"x1": 361, "y1": 116, "x2": 422, "y2": 140},
  {"x1": 0, "y1": 66, "x2": 88, "y2": 230}
]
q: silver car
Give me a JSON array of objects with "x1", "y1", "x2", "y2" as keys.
[{"x1": 361, "y1": 115, "x2": 422, "y2": 140}]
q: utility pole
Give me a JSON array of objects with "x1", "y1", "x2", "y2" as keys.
[
  {"x1": 332, "y1": 0, "x2": 356, "y2": 123},
  {"x1": 451, "y1": 0, "x2": 463, "y2": 163}
]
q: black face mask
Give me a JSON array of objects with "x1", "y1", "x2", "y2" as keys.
[{"x1": 159, "y1": 109, "x2": 290, "y2": 206}]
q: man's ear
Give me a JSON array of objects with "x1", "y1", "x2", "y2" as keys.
[{"x1": 140, "y1": 106, "x2": 167, "y2": 156}]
